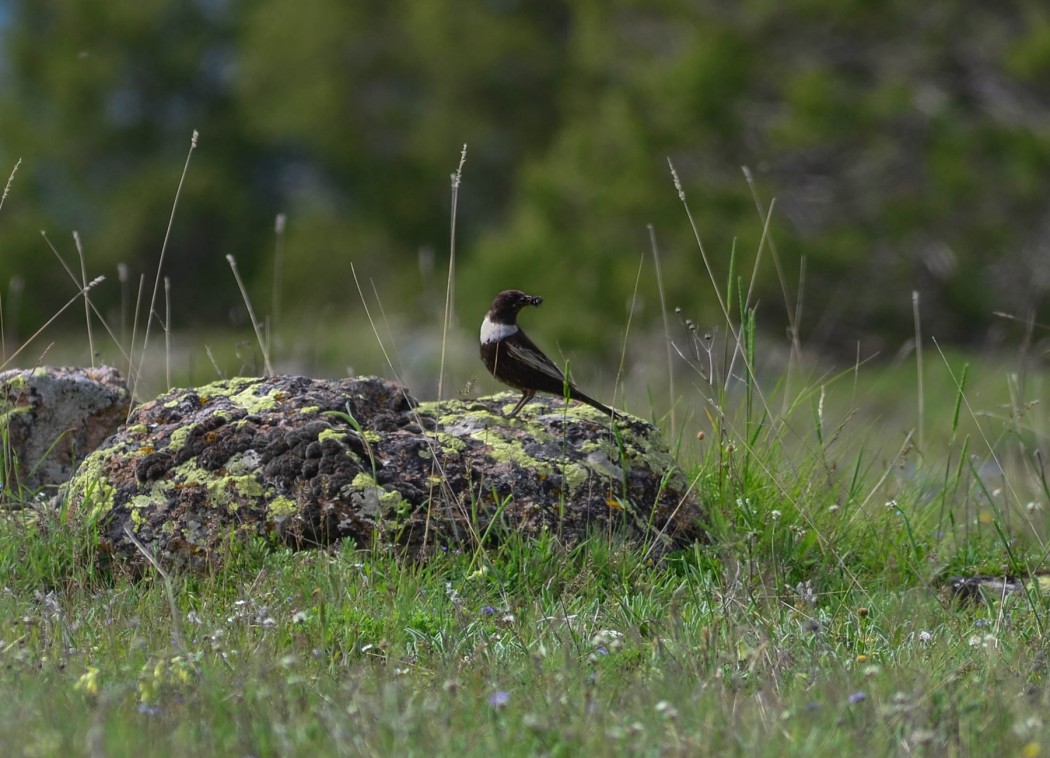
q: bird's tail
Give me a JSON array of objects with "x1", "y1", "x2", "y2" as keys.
[{"x1": 570, "y1": 388, "x2": 616, "y2": 418}]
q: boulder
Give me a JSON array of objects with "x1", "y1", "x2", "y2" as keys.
[
  {"x1": 0, "y1": 366, "x2": 131, "y2": 491},
  {"x1": 65, "y1": 375, "x2": 706, "y2": 570}
]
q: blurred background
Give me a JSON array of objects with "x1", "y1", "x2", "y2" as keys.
[{"x1": 0, "y1": 1, "x2": 1048, "y2": 403}]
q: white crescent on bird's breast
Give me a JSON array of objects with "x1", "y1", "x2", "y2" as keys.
[{"x1": 480, "y1": 316, "x2": 519, "y2": 344}]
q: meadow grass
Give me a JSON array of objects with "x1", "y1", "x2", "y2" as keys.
[
  {"x1": 0, "y1": 448, "x2": 1046, "y2": 757},
  {"x1": 1, "y1": 333, "x2": 1048, "y2": 757},
  {"x1": 2, "y1": 153, "x2": 1049, "y2": 756}
]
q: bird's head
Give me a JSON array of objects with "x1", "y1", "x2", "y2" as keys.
[{"x1": 487, "y1": 290, "x2": 543, "y2": 324}]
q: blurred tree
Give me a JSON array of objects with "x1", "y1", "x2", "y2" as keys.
[
  {"x1": 0, "y1": 0, "x2": 266, "y2": 330},
  {"x1": 0, "y1": 0, "x2": 1048, "y2": 358},
  {"x1": 462, "y1": 0, "x2": 1050, "y2": 354},
  {"x1": 460, "y1": 0, "x2": 763, "y2": 353},
  {"x1": 235, "y1": 0, "x2": 572, "y2": 312}
]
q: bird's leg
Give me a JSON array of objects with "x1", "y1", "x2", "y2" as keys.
[{"x1": 505, "y1": 390, "x2": 534, "y2": 418}]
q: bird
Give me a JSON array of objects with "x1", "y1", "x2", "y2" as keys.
[{"x1": 479, "y1": 289, "x2": 616, "y2": 419}]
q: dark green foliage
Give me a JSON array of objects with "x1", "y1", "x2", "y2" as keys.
[{"x1": 1, "y1": 1, "x2": 1049, "y2": 352}]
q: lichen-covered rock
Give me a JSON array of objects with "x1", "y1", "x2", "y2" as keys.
[
  {"x1": 66, "y1": 375, "x2": 706, "y2": 570},
  {"x1": 0, "y1": 366, "x2": 131, "y2": 491}
]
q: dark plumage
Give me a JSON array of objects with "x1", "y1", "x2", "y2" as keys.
[{"x1": 479, "y1": 290, "x2": 615, "y2": 419}]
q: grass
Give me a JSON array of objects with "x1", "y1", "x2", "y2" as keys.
[
  {"x1": 2, "y1": 152, "x2": 1049, "y2": 755},
  {"x1": 1, "y1": 335, "x2": 1049, "y2": 755},
  {"x1": 0, "y1": 493, "x2": 1046, "y2": 756}
]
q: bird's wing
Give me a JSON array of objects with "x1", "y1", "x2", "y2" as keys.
[{"x1": 503, "y1": 330, "x2": 567, "y2": 384}]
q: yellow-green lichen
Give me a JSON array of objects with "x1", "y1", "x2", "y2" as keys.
[
  {"x1": 68, "y1": 451, "x2": 118, "y2": 518},
  {"x1": 166, "y1": 423, "x2": 197, "y2": 451},
  {"x1": 351, "y1": 473, "x2": 409, "y2": 515},
  {"x1": 414, "y1": 398, "x2": 498, "y2": 428},
  {"x1": 268, "y1": 496, "x2": 297, "y2": 517},
  {"x1": 76, "y1": 475, "x2": 117, "y2": 519},
  {"x1": 430, "y1": 433, "x2": 466, "y2": 454},
  {"x1": 124, "y1": 482, "x2": 171, "y2": 521},
  {"x1": 225, "y1": 450, "x2": 262, "y2": 477},
  {"x1": 579, "y1": 439, "x2": 609, "y2": 456},
  {"x1": 423, "y1": 392, "x2": 615, "y2": 424},
  {"x1": 128, "y1": 494, "x2": 156, "y2": 525},
  {"x1": 620, "y1": 433, "x2": 674, "y2": 471},
  {"x1": 227, "y1": 382, "x2": 280, "y2": 413},
  {"x1": 170, "y1": 460, "x2": 209, "y2": 484},
  {"x1": 1, "y1": 373, "x2": 27, "y2": 391},
  {"x1": 163, "y1": 378, "x2": 274, "y2": 415},
  {"x1": 562, "y1": 462, "x2": 592, "y2": 492},
  {"x1": 317, "y1": 428, "x2": 346, "y2": 444},
  {"x1": 475, "y1": 434, "x2": 554, "y2": 478},
  {"x1": 206, "y1": 474, "x2": 263, "y2": 509},
  {"x1": 352, "y1": 472, "x2": 377, "y2": 490}
]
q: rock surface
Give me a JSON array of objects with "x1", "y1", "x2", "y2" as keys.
[
  {"x1": 0, "y1": 366, "x2": 131, "y2": 491},
  {"x1": 65, "y1": 375, "x2": 706, "y2": 570}
]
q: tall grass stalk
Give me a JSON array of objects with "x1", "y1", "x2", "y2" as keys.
[
  {"x1": 0, "y1": 277, "x2": 105, "y2": 372},
  {"x1": 0, "y1": 159, "x2": 19, "y2": 216},
  {"x1": 613, "y1": 252, "x2": 645, "y2": 415},
  {"x1": 138, "y1": 130, "x2": 197, "y2": 378},
  {"x1": 349, "y1": 265, "x2": 401, "y2": 386},
  {"x1": 667, "y1": 159, "x2": 731, "y2": 327},
  {"x1": 126, "y1": 274, "x2": 146, "y2": 416},
  {"x1": 913, "y1": 289, "x2": 925, "y2": 450},
  {"x1": 933, "y1": 338, "x2": 1027, "y2": 529},
  {"x1": 743, "y1": 165, "x2": 803, "y2": 364},
  {"x1": 0, "y1": 161, "x2": 21, "y2": 360},
  {"x1": 122, "y1": 524, "x2": 185, "y2": 653},
  {"x1": 118, "y1": 262, "x2": 129, "y2": 346},
  {"x1": 349, "y1": 263, "x2": 476, "y2": 552},
  {"x1": 271, "y1": 213, "x2": 286, "y2": 356},
  {"x1": 667, "y1": 159, "x2": 775, "y2": 449},
  {"x1": 648, "y1": 224, "x2": 676, "y2": 440},
  {"x1": 39, "y1": 232, "x2": 130, "y2": 367},
  {"x1": 226, "y1": 254, "x2": 273, "y2": 377},
  {"x1": 164, "y1": 276, "x2": 172, "y2": 389},
  {"x1": 438, "y1": 144, "x2": 467, "y2": 401},
  {"x1": 73, "y1": 231, "x2": 95, "y2": 367}
]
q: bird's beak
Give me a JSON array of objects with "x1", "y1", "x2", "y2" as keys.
[{"x1": 530, "y1": 295, "x2": 544, "y2": 307}]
